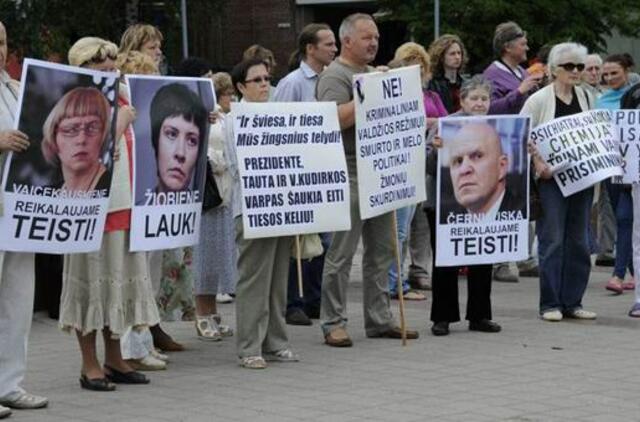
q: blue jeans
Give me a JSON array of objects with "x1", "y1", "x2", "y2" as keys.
[
  {"x1": 388, "y1": 205, "x2": 416, "y2": 295},
  {"x1": 605, "y1": 181, "x2": 634, "y2": 279},
  {"x1": 537, "y1": 180, "x2": 593, "y2": 313}
]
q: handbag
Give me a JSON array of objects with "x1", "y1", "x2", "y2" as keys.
[
  {"x1": 202, "y1": 161, "x2": 223, "y2": 211},
  {"x1": 291, "y1": 234, "x2": 324, "y2": 259}
]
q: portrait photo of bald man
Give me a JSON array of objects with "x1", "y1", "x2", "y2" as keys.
[{"x1": 438, "y1": 117, "x2": 529, "y2": 224}]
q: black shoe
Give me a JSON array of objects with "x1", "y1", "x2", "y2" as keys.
[
  {"x1": 518, "y1": 267, "x2": 539, "y2": 277},
  {"x1": 79, "y1": 374, "x2": 116, "y2": 391},
  {"x1": 104, "y1": 365, "x2": 149, "y2": 384},
  {"x1": 286, "y1": 308, "x2": 312, "y2": 326},
  {"x1": 431, "y1": 322, "x2": 449, "y2": 336},
  {"x1": 305, "y1": 305, "x2": 320, "y2": 319},
  {"x1": 469, "y1": 319, "x2": 502, "y2": 333},
  {"x1": 595, "y1": 256, "x2": 615, "y2": 267}
]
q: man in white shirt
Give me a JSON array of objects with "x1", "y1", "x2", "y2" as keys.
[{"x1": 274, "y1": 23, "x2": 337, "y2": 326}]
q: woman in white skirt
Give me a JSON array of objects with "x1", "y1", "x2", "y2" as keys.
[{"x1": 59, "y1": 40, "x2": 160, "y2": 391}]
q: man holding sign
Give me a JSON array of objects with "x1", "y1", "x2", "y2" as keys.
[{"x1": 317, "y1": 13, "x2": 418, "y2": 347}]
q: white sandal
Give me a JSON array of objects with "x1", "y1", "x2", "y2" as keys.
[
  {"x1": 212, "y1": 314, "x2": 234, "y2": 337},
  {"x1": 195, "y1": 315, "x2": 222, "y2": 341},
  {"x1": 239, "y1": 356, "x2": 267, "y2": 369}
]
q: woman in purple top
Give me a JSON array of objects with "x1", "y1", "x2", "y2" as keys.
[
  {"x1": 386, "y1": 43, "x2": 447, "y2": 300},
  {"x1": 483, "y1": 21, "x2": 543, "y2": 115}
]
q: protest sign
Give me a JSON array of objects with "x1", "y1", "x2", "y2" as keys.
[
  {"x1": 613, "y1": 110, "x2": 640, "y2": 184},
  {"x1": 530, "y1": 109, "x2": 623, "y2": 196},
  {"x1": 127, "y1": 75, "x2": 214, "y2": 251},
  {"x1": 436, "y1": 115, "x2": 530, "y2": 266},
  {"x1": 232, "y1": 101, "x2": 350, "y2": 239},
  {"x1": 0, "y1": 59, "x2": 118, "y2": 253},
  {"x1": 353, "y1": 65, "x2": 427, "y2": 219}
]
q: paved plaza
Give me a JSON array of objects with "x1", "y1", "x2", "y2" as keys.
[{"x1": 10, "y1": 261, "x2": 640, "y2": 422}]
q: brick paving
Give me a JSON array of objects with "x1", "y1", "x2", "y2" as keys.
[{"x1": 10, "y1": 262, "x2": 640, "y2": 422}]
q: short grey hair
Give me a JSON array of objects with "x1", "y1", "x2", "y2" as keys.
[
  {"x1": 585, "y1": 53, "x2": 603, "y2": 67},
  {"x1": 548, "y1": 42, "x2": 588, "y2": 72},
  {"x1": 460, "y1": 75, "x2": 492, "y2": 99},
  {"x1": 338, "y1": 13, "x2": 374, "y2": 41}
]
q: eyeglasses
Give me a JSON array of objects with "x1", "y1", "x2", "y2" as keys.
[
  {"x1": 557, "y1": 63, "x2": 585, "y2": 72},
  {"x1": 244, "y1": 76, "x2": 271, "y2": 84},
  {"x1": 58, "y1": 121, "x2": 104, "y2": 138}
]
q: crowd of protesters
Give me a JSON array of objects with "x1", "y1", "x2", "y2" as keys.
[{"x1": 0, "y1": 11, "x2": 639, "y2": 418}]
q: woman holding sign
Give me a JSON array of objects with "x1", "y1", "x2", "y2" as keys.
[
  {"x1": 523, "y1": 42, "x2": 597, "y2": 322},
  {"x1": 228, "y1": 58, "x2": 298, "y2": 369},
  {"x1": 59, "y1": 43, "x2": 159, "y2": 391},
  {"x1": 427, "y1": 75, "x2": 502, "y2": 336},
  {"x1": 596, "y1": 54, "x2": 635, "y2": 294}
]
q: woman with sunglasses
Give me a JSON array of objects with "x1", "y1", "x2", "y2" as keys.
[
  {"x1": 227, "y1": 58, "x2": 298, "y2": 369},
  {"x1": 522, "y1": 42, "x2": 597, "y2": 322},
  {"x1": 596, "y1": 54, "x2": 636, "y2": 295}
]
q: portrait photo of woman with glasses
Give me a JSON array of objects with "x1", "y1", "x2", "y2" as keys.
[{"x1": 40, "y1": 87, "x2": 112, "y2": 193}]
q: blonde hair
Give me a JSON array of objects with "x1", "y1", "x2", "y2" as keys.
[
  {"x1": 116, "y1": 51, "x2": 158, "y2": 75},
  {"x1": 211, "y1": 72, "x2": 233, "y2": 98},
  {"x1": 242, "y1": 44, "x2": 276, "y2": 73},
  {"x1": 394, "y1": 42, "x2": 431, "y2": 81},
  {"x1": 68, "y1": 37, "x2": 118, "y2": 68},
  {"x1": 428, "y1": 34, "x2": 468, "y2": 77},
  {"x1": 119, "y1": 24, "x2": 163, "y2": 55},
  {"x1": 41, "y1": 87, "x2": 111, "y2": 167}
]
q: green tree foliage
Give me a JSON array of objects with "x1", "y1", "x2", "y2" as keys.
[
  {"x1": 0, "y1": 0, "x2": 227, "y2": 67},
  {"x1": 376, "y1": 0, "x2": 640, "y2": 72}
]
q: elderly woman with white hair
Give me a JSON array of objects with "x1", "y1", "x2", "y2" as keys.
[{"x1": 522, "y1": 42, "x2": 596, "y2": 322}]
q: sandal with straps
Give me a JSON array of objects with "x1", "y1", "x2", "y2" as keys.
[
  {"x1": 239, "y1": 356, "x2": 267, "y2": 369},
  {"x1": 212, "y1": 314, "x2": 234, "y2": 337},
  {"x1": 195, "y1": 315, "x2": 222, "y2": 341}
]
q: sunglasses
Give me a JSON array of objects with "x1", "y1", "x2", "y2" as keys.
[
  {"x1": 558, "y1": 62, "x2": 585, "y2": 72},
  {"x1": 244, "y1": 76, "x2": 271, "y2": 84}
]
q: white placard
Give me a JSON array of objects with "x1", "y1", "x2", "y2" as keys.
[
  {"x1": 613, "y1": 110, "x2": 640, "y2": 184},
  {"x1": 232, "y1": 101, "x2": 350, "y2": 239},
  {"x1": 127, "y1": 75, "x2": 214, "y2": 251},
  {"x1": 0, "y1": 59, "x2": 118, "y2": 253},
  {"x1": 436, "y1": 115, "x2": 530, "y2": 266},
  {"x1": 354, "y1": 65, "x2": 427, "y2": 219},
  {"x1": 530, "y1": 109, "x2": 623, "y2": 196}
]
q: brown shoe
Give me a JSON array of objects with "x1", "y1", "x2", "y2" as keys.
[
  {"x1": 324, "y1": 327, "x2": 353, "y2": 347},
  {"x1": 150, "y1": 324, "x2": 185, "y2": 352},
  {"x1": 368, "y1": 326, "x2": 419, "y2": 339}
]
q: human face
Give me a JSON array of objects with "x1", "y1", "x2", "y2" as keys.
[
  {"x1": 56, "y1": 115, "x2": 104, "y2": 174},
  {"x1": 141, "y1": 39, "x2": 162, "y2": 65},
  {"x1": 87, "y1": 58, "x2": 116, "y2": 73},
  {"x1": 602, "y1": 62, "x2": 628, "y2": 90},
  {"x1": 553, "y1": 56, "x2": 585, "y2": 86},
  {"x1": 309, "y1": 29, "x2": 337, "y2": 67},
  {"x1": 0, "y1": 23, "x2": 7, "y2": 71},
  {"x1": 217, "y1": 88, "x2": 235, "y2": 113},
  {"x1": 157, "y1": 115, "x2": 200, "y2": 192},
  {"x1": 448, "y1": 124, "x2": 507, "y2": 214},
  {"x1": 504, "y1": 37, "x2": 529, "y2": 63},
  {"x1": 460, "y1": 88, "x2": 490, "y2": 115},
  {"x1": 237, "y1": 64, "x2": 270, "y2": 102},
  {"x1": 583, "y1": 56, "x2": 602, "y2": 87},
  {"x1": 344, "y1": 19, "x2": 379, "y2": 65},
  {"x1": 443, "y1": 42, "x2": 462, "y2": 71}
]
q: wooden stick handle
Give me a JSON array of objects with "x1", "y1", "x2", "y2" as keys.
[
  {"x1": 295, "y1": 235, "x2": 304, "y2": 298},
  {"x1": 391, "y1": 211, "x2": 407, "y2": 346}
]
